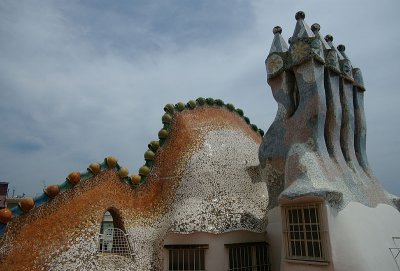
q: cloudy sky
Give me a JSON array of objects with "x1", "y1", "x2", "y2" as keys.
[{"x1": 1, "y1": 0, "x2": 399, "y2": 197}]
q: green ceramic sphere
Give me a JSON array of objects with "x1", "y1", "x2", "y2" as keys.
[
  {"x1": 196, "y1": 97, "x2": 206, "y2": 105},
  {"x1": 164, "y1": 104, "x2": 175, "y2": 114},
  {"x1": 236, "y1": 108, "x2": 244, "y2": 116},
  {"x1": 187, "y1": 100, "x2": 197, "y2": 109},
  {"x1": 158, "y1": 129, "x2": 169, "y2": 139},
  {"x1": 148, "y1": 140, "x2": 160, "y2": 152},
  {"x1": 175, "y1": 102, "x2": 186, "y2": 111},
  {"x1": 144, "y1": 150, "x2": 155, "y2": 160},
  {"x1": 139, "y1": 165, "x2": 151, "y2": 176},
  {"x1": 162, "y1": 113, "x2": 172, "y2": 124},
  {"x1": 215, "y1": 99, "x2": 224, "y2": 106},
  {"x1": 226, "y1": 103, "x2": 235, "y2": 111},
  {"x1": 206, "y1": 98, "x2": 215, "y2": 105}
]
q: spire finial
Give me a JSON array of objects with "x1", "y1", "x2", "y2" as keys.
[
  {"x1": 292, "y1": 11, "x2": 314, "y2": 39},
  {"x1": 311, "y1": 23, "x2": 320, "y2": 32},
  {"x1": 324, "y1": 35, "x2": 344, "y2": 60},
  {"x1": 325, "y1": 34, "x2": 333, "y2": 43},
  {"x1": 311, "y1": 23, "x2": 330, "y2": 51},
  {"x1": 337, "y1": 44, "x2": 345, "y2": 53},
  {"x1": 336, "y1": 44, "x2": 352, "y2": 78},
  {"x1": 337, "y1": 44, "x2": 350, "y2": 61},
  {"x1": 295, "y1": 11, "x2": 305, "y2": 21},
  {"x1": 321, "y1": 33, "x2": 341, "y2": 72},
  {"x1": 268, "y1": 26, "x2": 288, "y2": 54},
  {"x1": 273, "y1": 26, "x2": 282, "y2": 35}
]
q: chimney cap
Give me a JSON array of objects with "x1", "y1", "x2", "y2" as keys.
[
  {"x1": 311, "y1": 23, "x2": 320, "y2": 32},
  {"x1": 295, "y1": 11, "x2": 305, "y2": 21},
  {"x1": 337, "y1": 44, "x2": 346, "y2": 52},
  {"x1": 325, "y1": 34, "x2": 333, "y2": 43},
  {"x1": 273, "y1": 26, "x2": 282, "y2": 34}
]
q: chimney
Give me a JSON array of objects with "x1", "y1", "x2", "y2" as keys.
[{"x1": 259, "y1": 11, "x2": 393, "y2": 209}]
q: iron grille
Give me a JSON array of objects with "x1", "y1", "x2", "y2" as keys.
[
  {"x1": 227, "y1": 243, "x2": 271, "y2": 271},
  {"x1": 98, "y1": 228, "x2": 133, "y2": 259},
  {"x1": 166, "y1": 245, "x2": 207, "y2": 271},
  {"x1": 283, "y1": 203, "x2": 328, "y2": 261}
]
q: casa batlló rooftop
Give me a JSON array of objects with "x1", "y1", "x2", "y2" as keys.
[{"x1": 0, "y1": 10, "x2": 400, "y2": 271}]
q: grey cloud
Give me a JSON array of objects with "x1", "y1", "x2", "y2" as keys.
[{"x1": 0, "y1": 0, "x2": 399, "y2": 197}]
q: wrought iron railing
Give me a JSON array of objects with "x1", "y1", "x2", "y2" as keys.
[{"x1": 98, "y1": 228, "x2": 134, "y2": 259}]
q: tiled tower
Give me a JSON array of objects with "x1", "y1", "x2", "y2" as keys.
[{"x1": 259, "y1": 11, "x2": 397, "y2": 209}]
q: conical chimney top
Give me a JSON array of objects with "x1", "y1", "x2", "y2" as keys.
[
  {"x1": 292, "y1": 11, "x2": 314, "y2": 39},
  {"x1": 311, "y1": 23, "x2": 331, "y2": 51},
  {"x1": 269, "y1": 26, "x2": 289, "y2": 54}
]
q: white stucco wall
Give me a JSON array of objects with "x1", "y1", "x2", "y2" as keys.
[
  {"x1": 328, "y1": 202, "x2": 400, "y2": 271},
  {"x1": 267, "y1": 202, "x2": 400, "y2": 271},
  {"x1": 266, "y1": 206, "x2": 283, "y2": 271},
  {"x1": 163, "y1": 231, "x2": 268, "y2": 271}
]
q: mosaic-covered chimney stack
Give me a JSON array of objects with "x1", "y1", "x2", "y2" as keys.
[{"x1": 259, "y1": 11, "x2": 394, "y2": 209}]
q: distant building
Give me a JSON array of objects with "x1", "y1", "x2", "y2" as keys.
[
  {"x1": 98, "y1": 211, "x2": 114, "y2": 252},
  {"x1": 0, "y1": 182, "x2": 8, "y2": 209},
  {"x1": 5, "y1": 197, "x2": 23, "y2": 210}
]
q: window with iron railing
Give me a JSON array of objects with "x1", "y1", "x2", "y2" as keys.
[
  {"x1": 225, "y1": 242, "x2": 271, "y2": 271},
  {"x1": 97, "y1": 209, "x2": 133, "y2": 259},
  {"x1": 282, "y1": 203, "x2": 329, "y2": 262},
  {"x1": 98, "y1": 228, "x2": 133, "y2": 258},
  {"x1": 164, "y1": 244, "x2": 208, "y2": 271}
]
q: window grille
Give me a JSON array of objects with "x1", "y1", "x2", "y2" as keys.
[
  {"x1": 164, "y1": 244, "x2": 208, "y2": 271},
  {"x1": 283, "y1": 203, "x2": 328, "y2": 261},
  {"x1": 226, "y1": 242, "x2": 271, "y2": 271},
  {"x1": 98, "y1": 228, "x2": 133, "y2": 259}
]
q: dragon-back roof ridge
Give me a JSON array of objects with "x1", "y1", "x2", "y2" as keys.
[{"x1": 0, "y1": 97, "x2": 264, "y2": 235}]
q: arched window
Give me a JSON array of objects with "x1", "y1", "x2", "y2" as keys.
[{"x1": 98, "y1": 208, "x2": 133, "y2": 259}]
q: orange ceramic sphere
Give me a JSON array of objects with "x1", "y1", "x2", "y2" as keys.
[
  {"x1": 0, "y1": 208, "x2": 13, "y2": 224},
  {"x1": 118, "y1": 167, "x2": 129, "y2": 178},
  {"x1": 106, "y1": 156, "x2": 118, "y2": 168},
  {"x1": 67, "y1": 172, "x2": 81, "y2": 185},
  {"x1": 131, "y1": 175, "x2": 141, "y2": 184},
  {"x1": 88, "y1": 163, "x2": 101, "y2": 174},
  {"x1": 20, "y1": 198, "x2": 35, "y2": 212},
  {"x1": 45, "y1": 185, "x2": 60, "y2": 198}
]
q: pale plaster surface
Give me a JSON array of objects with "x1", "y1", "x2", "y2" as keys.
[
  {"x1": 268, "y1": 202, "x2": 400, "y2": 271},
  {"x1": 266, "y1": 206, "x2": 283, "y2": 271},
  {"x1": 328, "y1": 202, "x2": 400, "y2": 271},
  {"x1": 163, "y1": 231, "x2": 267, "y2": 271}
]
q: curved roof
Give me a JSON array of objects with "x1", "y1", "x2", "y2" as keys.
[
  {"x1": 149, "y1": 103, "x2": 267, "y2": 233},
  {"x1": 0, "y1": 98, "x2": 267, "y2": 270},
  {"x1": 0, "y1": 98, "x2": 265, "y2": 234}
]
